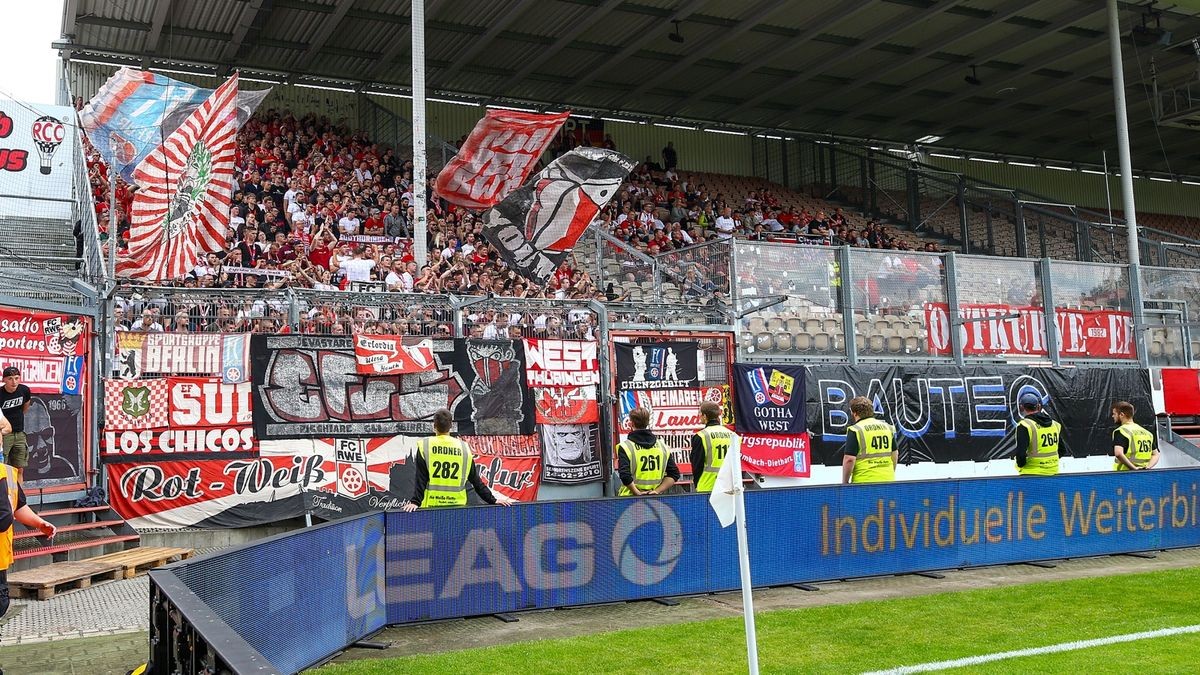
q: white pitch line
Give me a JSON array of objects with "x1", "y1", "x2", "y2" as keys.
[{"x1": 862, "y1": 624, "x2": 1200, "y2": 674}]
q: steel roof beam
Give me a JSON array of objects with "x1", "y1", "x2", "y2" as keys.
[
  {"x1": 292, "y1": 0, "x2": 357, "y2": 73},
  {"x1": 144, "y1": 0, "x2": 173, "y2": 54},
  {"x1": 495, "y1": 0, "x2": 625, "y2": 95},
  {"x1": 432, "y1": 0, "x2": 538, "y2": 89},
  {"x1": 222, "y1": 0, "x2": 270, "y2": 63}
]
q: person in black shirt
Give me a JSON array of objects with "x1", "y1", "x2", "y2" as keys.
[
  {"x1": 0, "y1": 434, "x2": 57, "y2": 623},
  {"x1": 0, "y1": 367, "x2": 32, "y2": 483}
]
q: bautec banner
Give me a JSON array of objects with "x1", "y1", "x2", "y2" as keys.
[
  {"x1": 383, "y1": 469, "x2": 1200, "y2": 624},
  {"x1": 806, "y1": 364, "x2": 1152, "y2": 466}
]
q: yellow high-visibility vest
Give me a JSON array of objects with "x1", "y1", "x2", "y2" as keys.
[{"x1": 848, "y1": 418, "x2": 895, "y2": 483}]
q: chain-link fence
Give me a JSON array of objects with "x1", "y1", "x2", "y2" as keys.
[{"x1": 593, "y1": 229, "x2": 660, "y2": 303}]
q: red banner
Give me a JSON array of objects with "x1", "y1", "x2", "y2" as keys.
[
  {"x1": 533, "y1": 386, "x2": 598, "y2": 424},
  {"x1": 353, "y1": 334, "x2": 437, "y2": 375},
  {"x1": 107, "y1": 455, "x2": 322, "y2": 528},
  {"x1": 0, "y1": 308, "x2": 88, "y2": 393},
  {"x1": 168, "y1": 377, "x2": 253, "y2": 427},
  {"x1": 617, "y1": 387, "x2": 724, "y2": 433},
  {"x1": 740, "y1": 433, "x2": 811, "y2": 477},
  {"x1": 104, "y1": 377, "x2": 255, "y2": 461},
  {"x1": 435, "y1": 109, "x2": 569, "y2": 209},
  {"x1": 1161, "y1": 368, "x2": 1200, "y2": 415},
  {"x1": 925, "y1": 303, "x2": 1135, "y2": 359},
  {"x1": 523, "y1": 339, "x2": 599, "y2": 386},
  {"x1": 466, "y1": 434, "x2": 542, "y2": 502},
  {"x1": 104, "y1": 378, "x2": 170, "y2": 430}
]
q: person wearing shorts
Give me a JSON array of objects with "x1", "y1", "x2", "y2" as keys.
[{"x1": 0, "y1": 367, "x2": 32, "y2": 483}]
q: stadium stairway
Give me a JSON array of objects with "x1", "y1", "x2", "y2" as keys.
[
  {"x1": 9, "y1": 502, "x2": 140, "y2": 574},
  {"x1": 0, "y1": 214, "x2": 88, "y2": 304}
]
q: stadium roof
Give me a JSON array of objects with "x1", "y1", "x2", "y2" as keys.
[{"x1": 60, "y1": 0, "x2": 1200, "y2": 175}]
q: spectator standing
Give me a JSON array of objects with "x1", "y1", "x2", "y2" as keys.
[
  {"x1": 714, "y1": 207, "x2": 736, "y2": 239},
  {"x1": 662, "y1": 141, "x2": 678, "y2": 171},
  {"x1": 0, "y1": 368, "x2": 32, "y2": 482}
]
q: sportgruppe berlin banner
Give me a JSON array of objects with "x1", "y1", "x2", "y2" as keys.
[
  {"x1": 251, "y1": 335, "x2": 534, "y2": 440},
  {"x1": 617, "y1": 387, "x2": 723, "y2": 433},
  {"x1": 733, "y1": 363, "x2": 806, "y2": 434},
  {"x1": 614, "y1": 341, "x2": 700, "y2": 390},
  {"x1": 740, "y1": 434, "x2": 811, "y2": 477},
  {"x1": 102, "y1": 378, "x2": 254, "y2": 462},
  {"x1": 434, "y1": 109, "x2": 569, "y2": 209},
  {"x1": 0, "y1": 308, "x2": 88, "y2": 394},
  {"x1": 118, "y1": 74, "x2": 240, "y2": 281},
  {"x1": 924, "y1": 303, "x2": 1135, "y2": 359},
  {"x1": 541, "y1": 424, "x2": 602, "y2": 484},
  {"x1": 118, "y1": 332, "x2": 250, "y2": 381},
  {"x1": 80, "y1": 67, "x2": 268, "y2": 183},
  {"x1": 470, "y1": 434, "x2": 542, "y2": 502},
  {"x1": 481, "y1": 147, "x2": 635, "y2": 285},
  {"x1": 806, "y1": 364, "x2": 1153, "y2": 466},
  {"x1": 523, "y1": 339, "x2": 599, "y2": 386},
  {"x1": 106, "y1": 456, "x2": 317, "y2": 529},
  {"x1": 353, "y1": 334, "x2": 436, "y2": 375}
]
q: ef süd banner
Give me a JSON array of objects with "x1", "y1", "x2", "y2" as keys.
[
  {"x1": 806, "y1": 364, "x2": 1153, "y2": 467},
  {"x1": 615, "y1": 341, "x2": 700, "y2": 390},
  {"x1": 734, "y1": 363, "x2": 806, "y2": 435},
  {"x1": 103, "y1": 378, "x2": 255, "y2": 462}
]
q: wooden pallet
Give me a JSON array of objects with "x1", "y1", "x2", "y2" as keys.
[
  {"x1": 7, "y1": 561, "x2": 124, "y2": 600},
  {"x1": 85, "y1": 546, "x2": 194, "y2": 579}
]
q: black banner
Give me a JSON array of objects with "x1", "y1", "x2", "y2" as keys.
[
  {"x1": 734, "y1": 363, "x2": 806, "y2": 434},
  {"x1": 614, "y1": 341, "x2": 700, "y2": 390},
  {"x1": 480, "y1": 148, "x2": 634, "y2": 285},
  {"x1": 540, "y1": 423, "x2": 603, "y2": 484},
  {"x1": 806, "y1": 364, "x2": 1153, "y2": 466},
  {"x1": 250, "y1": 335, "x2": 533, "y2": 440},
  {"x1": 25, "y1": 393, "x2": 85, "y2": 486}
]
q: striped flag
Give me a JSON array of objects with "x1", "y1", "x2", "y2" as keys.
[{"x1": 118, "y1": 73, "x2": 239, "y2": 281}]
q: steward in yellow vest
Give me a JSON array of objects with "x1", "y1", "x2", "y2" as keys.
[
  {"x1": 842, "y1": 396, "x2": 897, "y2": 484},
  {"x1": 0, "y1": 435, "x2": 56, "y2": 617},
  {"x1": 1014, "y1": 392, "x2": 1061, "y2": 476},
  {"x1": 690, "y1": 401, "x2": 738, "y2": 493},
  {"x1": 401, "y1": 409, "x2": 515, "y2": 511},
  {"x1": 1111, "y1": 401, "x2": 1159, "y2": 471},
  {"x1": 618, "y1": 407, "x2": 681, "y2": 496}
]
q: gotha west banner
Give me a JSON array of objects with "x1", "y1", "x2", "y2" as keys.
[
  {"x1": 806, "y1": 364, "x2": 1152, "y2": 466},
  {"x1": 734, "y1": 363, "x2": 806, "y2": 434}
]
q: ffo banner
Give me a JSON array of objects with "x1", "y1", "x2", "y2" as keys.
[
  {"x1": 807, "y1": 364, "x2": 1153, "y2": 466},
  {"x1": 382, "y1": 469, "x2": 1200, "y2": 624},
  {"x1": 924, "y1": 303, "x2": 1135, "y2": 359},
  {"x1": 614, "y1": 341, "x2": 700, "y2": 390}
]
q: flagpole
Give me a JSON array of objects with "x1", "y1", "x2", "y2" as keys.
[
  {"x1": 411, "y1": 0, "x2": 428, "y2": 269},
  {"x1": 733, "y1": 472, "x2": 760, "y2": 675}
]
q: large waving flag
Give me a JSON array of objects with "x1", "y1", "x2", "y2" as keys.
[
  {"x1": 480, "y1": 147, "x2": 634, "y2": 285},
  {"x1": 117, "y1": 74, "x2": 239, "y2": 281},
  {"x1": 80, "y1": 68, "x2": 267, "y2": 183},
  {"x1": 434, "y1": 109, "x2": 569, "y2": 209}
]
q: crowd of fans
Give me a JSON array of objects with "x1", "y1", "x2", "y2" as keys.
[{"x1": 81, "y1": 106, "x2": 942, "y2": 336}]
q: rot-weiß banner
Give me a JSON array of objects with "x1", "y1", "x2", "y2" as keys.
[
  {"x1": 434, "y1": 110, "x2": 569, "y2": 209},
  {"x1": 924, "y1": 303, "x2": 1135, "y2": 359}
]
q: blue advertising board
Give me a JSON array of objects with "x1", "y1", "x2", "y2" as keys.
[{"x1": 386, "y1": 468, "x2": 1200, "y2": 623}]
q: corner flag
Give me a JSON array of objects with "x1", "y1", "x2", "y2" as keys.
[{"x1": 708, "y1": 436, "x2": 761, "y2": 674}]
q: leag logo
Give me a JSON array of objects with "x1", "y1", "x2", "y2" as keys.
[{"x1": 610, "y1": 500, "x2": 683, "y2": 585}]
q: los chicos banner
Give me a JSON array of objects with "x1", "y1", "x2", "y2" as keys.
[
  {"x1": 434, "y1": 109, "x2": 569, "y2": 210},
  {"x1": 924, "y1": 303, "x2": 1135, "y2": 359},
  {"x1": 250, "y1": 335, "x2": 534, "y2": 440},
  {"x1": 480, "y1": 147, "x2": 634, "y2": 285},
  {"x1": 614, "y1": 341, "x2": 700, "y2": 390},
  {"x1": 806, "y1": 364, "x2": 1153, "y2": 466},
  {"x1": 733, "y1": 363, "x2": 806, "y2": 435},
  {"x1": 103, "y1": 378, "x2": 255, "y2": 462},
  {"x1": 0, "y1": 308, "x2": 89, "y2": 394}
]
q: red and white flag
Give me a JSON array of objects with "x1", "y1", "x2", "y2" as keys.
[
  {"x1": 104, "y1": 378, "x2": 170, "y2": 430},
  {"x1": 353, "y1": 334, "x2": 437, "y2": 375},
  {"x1": 118, "y1": 74, "x2": 239, "y2": 280},
  {"x1": 434, "y1": 109, "x2": 569, "y2": 209}
]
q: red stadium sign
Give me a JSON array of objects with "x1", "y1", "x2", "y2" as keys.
[{"x1": 925, "y1": 303, "x2": 1135, "y2": 359}]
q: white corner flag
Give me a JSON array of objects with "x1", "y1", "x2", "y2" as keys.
[{"x1": 708, "y1": 436, "x2": 760, "y2": 674}]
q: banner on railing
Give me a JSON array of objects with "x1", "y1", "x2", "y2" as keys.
[
  {"x1": 523, "y1": 339, "x2": 599, "y2": 386},
  {"x1": 541, "y1": 423, "x2": 602, "y2": 484},
  {"x1": 924, "y1": 303, "x2": 1135, "y2": 359},
  {"x1": 0, "y1": 308, "x2": 88, "y2": 394},
  {"x1": 533, "y1": 386, "x2": 598, "y2": 424},
  {"x1": 353, "y1": 335, "x2": 436, "y2": 375},
  {"x1": 615, "y1": 341, "x2": 700, "y2": 390},
  {"x1": 471, "y1": 434, "x2": 542, "y2": 502},
  {"x1": 103, "y1": 378, "x2": 254, "y2": 462},
  {"x1": 806, "y1": 364, "x2": 1152, "y2": 466},
  {"x1": 734, "y1": 363, "x2": 805, "y2": 434},
  {"x1": 741, "y1": 433, "x2": 811, "y2": 477},
  {"x1": 1158, "y1": 368, "x2": 1200, "y2": 415},
  {"x1": 251, "y1": 335, "x2": 534, "y2": 440},
  {"x1": 117, "y1": 332, "x2": 251, "y2": 381},
  {"x1": 617, "y1": 387, "x2": 722, "y2": 433}
]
